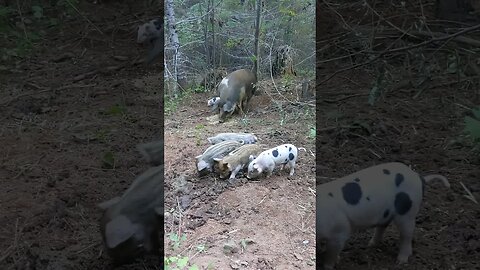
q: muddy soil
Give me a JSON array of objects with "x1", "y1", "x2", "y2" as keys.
[{"x1": 0, "y1": 2, "x2": 163, "y2": 269}]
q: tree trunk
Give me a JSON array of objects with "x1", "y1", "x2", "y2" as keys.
[
  {"x1": 166, "y1": 0, "x2": 188, "y2": 97},
  {"x1": 254, "y1": 0, "x2": 262, "y2": 78},
  {"x1": 211, "y1": 0, "x2": 217, "y2": 84}
]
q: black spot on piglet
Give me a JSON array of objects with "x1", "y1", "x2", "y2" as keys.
[
  {"x1": 383, "y1": 209, "x2": 390, "y2": 218},
  {"x1": 354, "y1": 178, "x2": 360, "y2": 182},
  {"x1": 272, "y1": 149, "x2": 279, "y2": 157},
  {"x1": 289, "y1": 153, "x2": 295, "y2": 160},
  {"x1": 395, "y1": 173, "x2": 404, "y2": 187},
  {"x1": 289, "y1": 147, "x2": 292, "y2": 151},
  {"x1": 394, "y1": 192, "x2": 412, "y2": 215},
  {"x1": 383, "y1": 169, "x2": 390, "y2": 175},
  {"x1": 328, "y1": 192, "x2": 333, "y2": 197},
  {"x1": 342, "y1": 182, "x2": 362, "y2": 205}
]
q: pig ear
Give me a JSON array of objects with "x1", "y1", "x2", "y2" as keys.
[
  {"x1": 213, "y1": 157, "x2": 222, "y2": 162},
  {"x1": 249, "y1": 155, "x2": 256, "y2": 162},
  {"x1": 257, "y1": 167, "x2": 263, "y2": 173},
  {"x1": 105, "y1": 215, "x2": 136, "y2": 248},
  {"x1": 98, "y1": 197, "x2": 121, "y2": 210}
]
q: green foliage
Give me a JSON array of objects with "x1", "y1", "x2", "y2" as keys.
[
  {"x1": 164, "y1": 233, "x2": 201, "y2": 270},
  {"x1": 164, "y1": 255, "x2": 199, "y2": 270},
  {"x1": 308, "y1": 127, "x2": 316, "y2": 139},
  {"x1": 106, "y1": 104, "x2": 127, "y2": 116},
  {"x1": 32, "y1": 5, "x2": 44, "y2": 19},
  {"x1": 464, "y1": 107, "x2": 480, "y2": 142},
  {"x1": 169, "y1": 232, "x2": 187, "y2": 251},
  {"x1": 279, "y1": 7, "x2": 297, "y2": 17},
  {"x1": 102, "y1": 151, "x2": 115, "y2": 169},
  {"x1": 56, "y1": 0, "x2": 80, "y2": 16}
]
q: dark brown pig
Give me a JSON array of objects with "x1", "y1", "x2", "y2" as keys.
[
  {"x1": 211, "y1": 69, "x2": 257, "y2": 123},
  {"x1": 98, "y1": 164, "x2": 163, "y2": 264}
]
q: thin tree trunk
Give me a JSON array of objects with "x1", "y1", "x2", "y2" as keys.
[
  {"x1": 254, "y1": 0, "x2": 262, "y2": 77},
  {"x1": 211, "y1": 0, "x2": 216, "y2": 75},
  {"x1": 166, "y1": 0, "x2": 187, "y2": 97}
]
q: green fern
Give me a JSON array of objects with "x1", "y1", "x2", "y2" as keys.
[{"x1": 464, "y1": 107, "x2": 480, "y2": 142}]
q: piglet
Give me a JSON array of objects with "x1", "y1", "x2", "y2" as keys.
[
  {"x1": 98, "y1": 165, "x2": 163, "y2": 265},
  {"x1": 196, "y1": 140, "x2": 243, "y2": 176},
  {"x1": 316, "y1": 162, "x2": 450, "y2": 269},
  {"x1": 207, "y1": 132, "x2": 258, "y2": 145},
  {"x1": 246, "y1": 144, "x2": 304, "y2": 179},
  {"x1": 207, "y1": 97, "x2": 220, "y2": 108}
]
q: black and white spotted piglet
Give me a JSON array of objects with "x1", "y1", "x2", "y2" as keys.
[
  {"x1": 317, "y1": 162, "x2": 450, "y2": 270},
  {"x1": 246, "y1": 144, "x2": 304, "y2": 179},
  {"x1": 207, "y1": 96, "x2": 220, "y2": 107}
]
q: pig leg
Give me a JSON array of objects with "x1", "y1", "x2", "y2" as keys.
[
  {"x1": 238, "y1": 100, "x2": 245, "y2": 116},
  {"x1": 288, "y1": 160, "x2": 296, "y2": 176},
  {"x1": 368, "y1": 224, "x2": 389, "y2": 246},
  {"x1": 229, "y1": 165, "x2": 243, "y2": 180},
  {"x1": 322, "y1": 235, "x2": 348, "y2": 270},
  {"x1": 394, "y1": 217, "x2": 416, "y2": 264},
  {"x1": 266, "y1": 163, "x2": 276, "y2": 178}
]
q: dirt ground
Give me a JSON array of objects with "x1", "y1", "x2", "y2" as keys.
[
  {"x1": 316, "y1": 68, "x2": 480, "y2": 270},
  {"x1": 163, "y1": 83, "x2": 316, "y2": 269},
  {"x1": 0, "y1": 2, "x2": 164, "y2": 269}
]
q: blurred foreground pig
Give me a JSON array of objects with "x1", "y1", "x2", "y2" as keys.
[
  {"x1": 316, "y1": 162, "x2": 450, "y2": 269},
  {"x1": 211, "y1": 69, "x2": 257, "y2": 123},
  {"x1": 196, "y1": 140, "x2": 243, "y2": 176},
  {"x1": 247, "y1": 144, "x2": 303, "y2": 179},
  {"x1": 137, "y1": 18, "x2": 163, "y2": 65},
  {"x1": 207, "y1": 132, "x2": 258, "y2": 145},
  {"x1": 98, "y1": 164, "x2": 163, "y2": 264},
  {"x1": 137, "y1": 140, "x2": 163, "y2": 166},
  {"x1": 213, "y1": 143, "x2": 263, "y2": 183}
]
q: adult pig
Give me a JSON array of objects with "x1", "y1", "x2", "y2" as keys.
[{"x1": 211, "y1": 69, "x2": 257, "y2": 123}]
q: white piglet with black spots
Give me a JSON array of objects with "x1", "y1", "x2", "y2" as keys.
[
  {"x1": 246, "y1": 144, "x2": 301, "y2": 179},
  {"x1": 207, "y1": 97, "x2": 220, "y2": 107},
  {"x1": 317, "y1": 162, "x2": 450, "y2": 270}
]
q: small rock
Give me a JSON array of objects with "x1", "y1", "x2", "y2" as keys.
[
  {"x1": 223, "y1": 241, "x2": 239, "y2": 255},
  {"x1": 230, "y1": 260, "x2": 240, "y2": 269},
  {"x1": 302, "y1": 240, "x2": 309, "y2": 245},
  {"x1": 180, "y1": 195, "x2": 191, "y2": 210},
  {"x1": 244, "y1": 238, "x2": 255, "y2": 245}
]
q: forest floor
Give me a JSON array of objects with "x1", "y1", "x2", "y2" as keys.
[
  {"x1": 0, "y1": 1, "x2": 479, "y2": 270},
  {"x1": 0, "y1": 2, "x2": 164, "y2": 270},
  {"x1": 316, "y1": 68, "x2": 480, "y2": 270},
  {"x1": 163, "y1": 81, "x2": 317, "y2": 269}
]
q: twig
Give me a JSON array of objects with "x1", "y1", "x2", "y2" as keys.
[
  {"x1": 322, "y1": 93, "x2": 369, "y2": 103},
  {"x1": 65, "y1": 0, "x2": 105, "y2": 35},
  {"x1": 459, "y1": 181, "x2": 478, "y2": 204}
]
